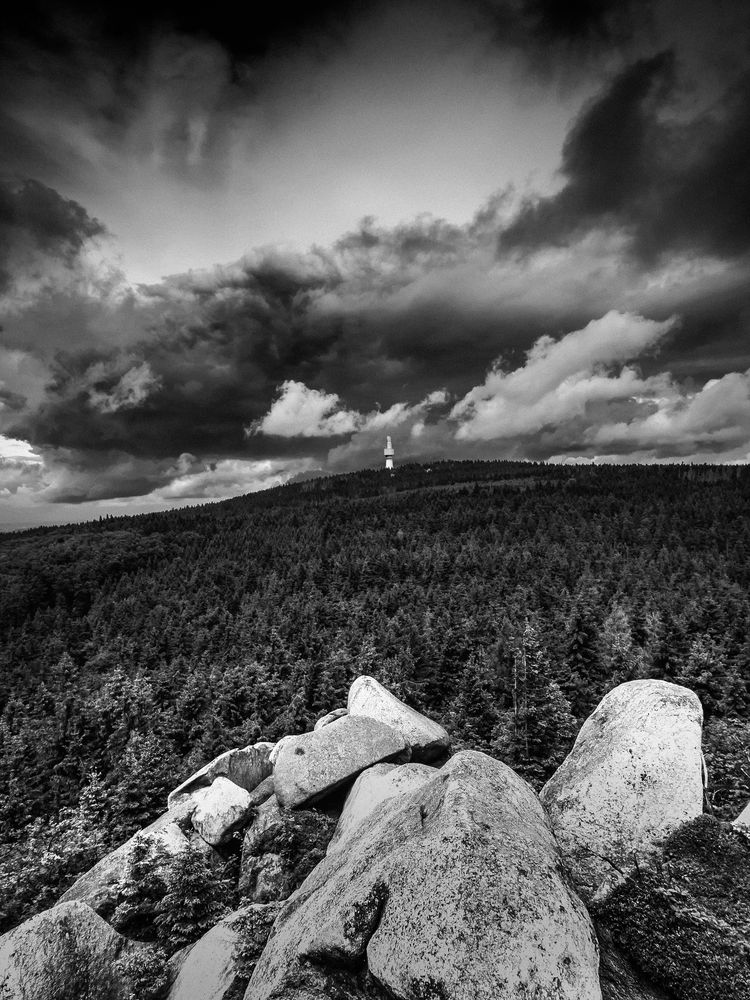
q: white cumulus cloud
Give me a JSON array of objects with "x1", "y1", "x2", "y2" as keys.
[{"x1": 451, "y1": 311, "x2": 678, "y2": 440}]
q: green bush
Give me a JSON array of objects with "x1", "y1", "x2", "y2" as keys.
[
  {"x1": 230, "y1": 904, "x2": 281, "y2": 984},
  {"x1": 155, "y1": 846, "x2": 232, "y2": 952},
  {"x1": 111, "y1": 835, "x2": 169, "y2": 939},
  {"x1": 114, "y1": 944, "x2": 170, "y2": 1000},
  {"x1": 594, "y1": 816, "x2": 750, "y2": 1000}
]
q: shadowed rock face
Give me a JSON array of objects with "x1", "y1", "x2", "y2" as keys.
[
  {"x1": 168, "y1": 747, "x2": 273, "y2": 809},
  {"x1": 0, "y1": 900, "x2": 147, "y2": 1000},
  {"x1": 246, "y1": 751, "x2": 602, "y2": 1000},
  {"x1": 240, "y1": 797, "x2": 337, "y2": 903},
  {"x1": 348, "y1": 676, "x2": 451, "y2": 762},
  {"x1": 540, "y1": 680, "x2": 704, "y2": 904},
  {"x1": 273, "y1": 716, "x2": 410, "y2": 809}
]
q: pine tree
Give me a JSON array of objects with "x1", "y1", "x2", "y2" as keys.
[
  {"x1": 446, "y1": 654, "x2": 498, "y2": 752},
  {"x1": 155, "y1": 847, "x2": 230, "y2": 952},
  {"x1": 493, "y1": 622, "x2": 577, "y2": 787},
  {"x1": 111, "y1": 835, "x2": 168, "y2": 937}
]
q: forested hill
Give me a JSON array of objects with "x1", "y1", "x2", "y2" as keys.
[{"x1": 1, "y1": 460, "x2": 749, "y2": 930}]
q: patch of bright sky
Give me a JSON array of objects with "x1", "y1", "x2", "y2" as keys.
[{"x1": 87, "y1": 3, "x2": 587, "y2": 284}]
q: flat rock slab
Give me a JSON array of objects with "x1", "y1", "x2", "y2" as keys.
[
  {"x1": 348, "y1": 675, "x2": 450, "y2": 762},
  {"x1": 59, "y1": 812, "x2": 190, "y2": 916},
  {"x1": 540, "y1": 679, "x2": 704, "y2": 904},
  {"x1": 169, "y1": 746, "x2": 273, "y2": 808},
  {"x1": 734, "y1": 800, "x2": 750, "y2": 827},
  {"x1": 328, "y1": 762, "x2": 435, "y2": 853},
  {"x1": 192, "y1": 776, "x2": 256, "y2": 846},
  {"x1": 273, "y1": 715, "x2": 410, "y2": 809},
  {"x1": 247, "y1": 751, "x2": 602, "y2": 1000},
  {"x1": 0, "y1": 900, "x2": 148, "y2": 1000}
]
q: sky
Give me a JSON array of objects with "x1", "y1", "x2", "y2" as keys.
[{"x1": 1, "y1": 0, "x2": 750, "y2": 528}]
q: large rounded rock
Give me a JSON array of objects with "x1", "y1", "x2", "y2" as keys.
[
  {"x1": 273, "y1": 715, "x2": 409, "y2": 809},
  {"x1": 168, "y1": 902, "x2": 282, "y2": 1000},
  {"x1": 540, "y1": 679, "x2": 704, "y2": 904},
  {"x1": 0, "y1": 900, "x2": 148, "y2": 1000},
  {"x1": 348, "y1": 675, "x2": 450, "y2": 762},
  {"x1": 192, "y1": 777, "x2": 256, "y2": 846},
  {"x1": 168, "y1": 746, "x2": 273, "y2": 809},
  {"x1": 240, "y1": 796, "x2": 337, "y2": 902},
  {"x1": 247, "y1": 751, "x2": 602, "y2": 1000},
  {"x1": 327, "y1": 762, "x2": 435, "y2": 853},
  {"x1": 59, "y1": 811, "x2": 190, "y2": 916}
]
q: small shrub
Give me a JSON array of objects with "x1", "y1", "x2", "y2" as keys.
[
  {"x1": 111, "y1": 835, "x2": 169, "y2": 939},
  {"x1": 231, "y1": 903, "x2": 281, "y2": 984},
  {"x1": 594, "y1": 815, "x2": 750, "y2": 1000},
  {"x1": 155, "y1": 846, "x2": 232, "y2": 952},
  {"x1": 114, "y1": 944, "x2": 170, "y2": 1000}
]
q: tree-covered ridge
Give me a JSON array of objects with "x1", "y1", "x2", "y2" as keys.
[{"x1": 1, "y1": 461, "x2": 749, "y2": 931}]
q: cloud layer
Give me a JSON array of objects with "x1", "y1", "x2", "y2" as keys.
[{"x1": 2, "y1": 0, "x2": 750, "y2": 525}]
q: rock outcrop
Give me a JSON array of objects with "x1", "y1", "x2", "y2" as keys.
[
  {"x1": 327, "y1": 761, "x2": 435, "y2": 853},
  {"x1": 273, "y1": 715, "x2": 410, "y2": 809},
  {"x1": 167, "y1": 903, "x2": 282, "y2": 1000},
  {"x1": 168, "y1": 746, "x2": 273, "y2": 809},
  {"x1": 540, "y1": 679, "x2": 704, "y2": 904},
  {"x1": 192, "y1": 776, "x2": 257, "y2": 846},
  {"x1": 59, "y1": 811, "x2": 190, "y2": 916},
  {"x1": 0, "y1": 900, "x2": 147, "y2": 1000},
  {"x1": 240, "y1": 796, "x2": 337, "y2": 902},
  {"x1": 348, "y1": 675, "x2": 450, "y2": 761},
  {"x1": 248, "y1": 751, "x2": 601, "y2": 1000}
]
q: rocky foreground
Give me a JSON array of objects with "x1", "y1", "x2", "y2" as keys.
[{"x1": 1, "y1": 675, "x2": 749, "y2": 999}]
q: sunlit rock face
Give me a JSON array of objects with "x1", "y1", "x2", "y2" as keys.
[
  {"x1": 327, "y1": 761, "x2": 435, "y2": 854},
  {"x1": 540, "y1": 679, "x2": 704, "y2": 904},
  {"x1": 272, "y1": 715, "x2": 410, "y2": 809},
  {"x1": 348, "y1": 675, "x2": 451, "y2": 762},
  {"x1": 0, "y1": 900, "x2": 148, "y2": 1000},
  {"x1": 247, "y1": 751, "x2": 602, "y2": 1000},
  {"x1": 167, "y1": 902, "x2": 282, "y2": 1000},
  {"x1": 191, "y1": 776, "x2": 257, "y2": 846}
]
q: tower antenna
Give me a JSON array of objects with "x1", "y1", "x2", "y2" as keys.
[{"x1": 384, "y1": 435, "x2": 394, "y2": 471}]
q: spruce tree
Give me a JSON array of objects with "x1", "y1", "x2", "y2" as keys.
[
  {"x1": 111, "y1": 835, "x2": 168, "y2": 937},
  {"x1": 155, "y1": 847, "x2": 230, "y2": 952},
  {"x1": 493, "y1": 622, "x2": 577, "y2": 787}
]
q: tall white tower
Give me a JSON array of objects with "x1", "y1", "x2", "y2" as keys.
[{"x1": 384, "y1": 435, "x2": 394, "y2": 470}]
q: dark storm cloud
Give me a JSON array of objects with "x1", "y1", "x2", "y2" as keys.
[
  {"x1": 5, "y1": 210, "x2": 507, "y2": 485},
  {"x1": 479, "y1": 0, "x2": 652, "y2": 53},
  {"x1": 0, "y1": 178, "x2": 105, "y2": 292},
  {"x1": 499, "y1": 51, "x2": 750, "y2": 263},
  {"x1": 1, "y1": 0, "x2": 376, "y2": 62}
]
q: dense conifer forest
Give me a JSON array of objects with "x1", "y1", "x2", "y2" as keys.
[{"x1": 1, "y1": 460, "x2": 749, "y2": 931}]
